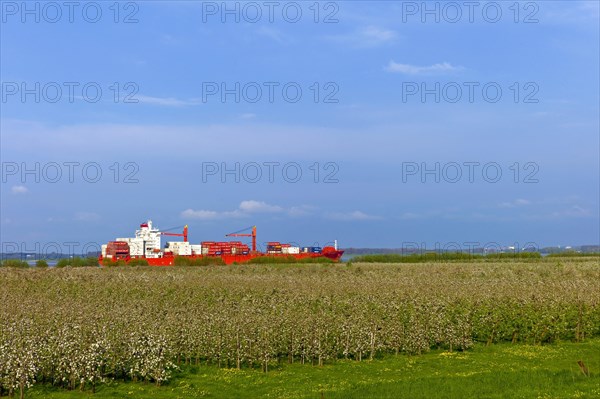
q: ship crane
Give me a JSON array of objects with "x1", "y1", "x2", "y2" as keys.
[
  {"x1": 161, "y1": 225, "x2": 188, "y2": 242},
  {"x1": 226, "y1": 226, "x2": 257, "y2": 252}
]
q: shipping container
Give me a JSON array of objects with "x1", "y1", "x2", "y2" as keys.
[{"x1": 190, "y1": 245, "x2": 202, "y2": 255}]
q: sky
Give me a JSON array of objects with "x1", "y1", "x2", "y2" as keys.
[{"x1": 1, "y1": 0, "x2": 599, "y2": 253}]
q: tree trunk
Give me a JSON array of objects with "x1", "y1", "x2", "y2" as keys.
[
  {"x1": 236, "y1": 332, "x2": 241, "y2": 369},
  {"x1": 576, "y1": 304, "x2": 583, "y2": 342},
  {"x1": 370, "y1": 331, "x2": 375, "y2": 360}
]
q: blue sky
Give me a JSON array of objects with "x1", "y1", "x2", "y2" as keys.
[{"x1": 1, "y1": 1, "x2": 599, "y2": 251}]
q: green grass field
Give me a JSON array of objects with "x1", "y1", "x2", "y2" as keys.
[{"x1": 27, "y1": 339, "x2": 600, "y2": 398}]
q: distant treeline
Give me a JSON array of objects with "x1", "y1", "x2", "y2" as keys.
[
  {"x1": 0, "y1": 257, "x2": 99, "y2": 268},
  {"x1": 546, "y1": 251, "x2": 600, "y2": 258},
  {"x1": 344, "y1": 246, "x2": 600, "y2": 255},
  {"x1": 350, "y1": 252, "x2": 544, "y2": 263},
  {"x1": 0, "y1": 252, "x2": 101, "y2": 261},
  {"x1": 351, "y1": 252, "x2": 600, "y2": 263},
  {"x1": 343, "y1": 248, "x2": 537, "y2": 256}
]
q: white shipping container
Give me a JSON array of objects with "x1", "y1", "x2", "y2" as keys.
[
  {"x1": 176, "y1": 247, "x2": 192, "y2": 256},
  {"x1": 101, "y1": 244, "x2": 107, "y2": 257},
  {"x1": 129, "y1": 239, "x2": 144, "y2": 256},
  {"x1": 191, "y1": 245, "x2": 202, "y2": 255},
  {"x1": 288, "y1": 247, "x2": 300, "y2": 254},
  {"x1": 168, "y1": 241, "x2": 191, "y2": 256}
]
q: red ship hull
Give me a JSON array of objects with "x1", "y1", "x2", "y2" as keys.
[{"x1": 100, "y1": 250, "x2": 344, "y2": 266}]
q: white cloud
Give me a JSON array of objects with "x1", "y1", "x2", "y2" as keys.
[
  {"x1": 384, "y1": 61, "x2": 463, "y2": 75},
  {"x1": 256, "y1": 26, "x2": 286, "y2": 43},
  {"x1": 11, "y1": 185, "x2": 28, "y2": 194},
  {"x1": 325, "y1": 211, "x2": 381, "y2": 221},
  {"x1": 541, "y1": 1, "x2": 599, "y2": 26},
  {"x1": 182, "y1": 201, "x2": 323, "y2": 220},
  {"x1": 159, "y1": 34, "x2": 178, "y2": 45},
  {"x1": 289, "y1": 205, "x2": 317, "y2": 217},
  {"x1": 239, "y1": 200, "x2": 283, "y2": 213},
  {"x1": 182, "y1": 200, "x2": 285, "y2": 220},
  {"x1": 325, "y1": 26, "x2": 398, "y2": 47},
  {"x1": 75, "y1": 212, "x2": 100, "y2": 222},
  {"x1": 474, "y1": 200, "x2": 595, "y2": 221},
  {"x1": 360, "y1": 26, "x2": 397, "y2": 43},
  {"x1": 136, "y1": 95, "x2": 201, "y2": 107},
  {"x1": 181, "y1": 209, "x2": 223, "y2": 220},
  {"x1": 397, "y1": 209, "x2": 462, "y2": 221},
  {"x1": 498, "y1": 199, "x2": 531, "y2": 208},
  {"x1": 550, "y1": 205, "x2": 592, "y2": 218},
  {"x1": 240, "y1": 113, "x2": 256, "y2": 119},
  {"x1": 579, "y1": 1, "x2": 599, "y2": 16}
]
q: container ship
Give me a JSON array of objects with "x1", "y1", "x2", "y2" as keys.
[{"x1": 99, "y1": 220, "x2": 344, "y2": 266}]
